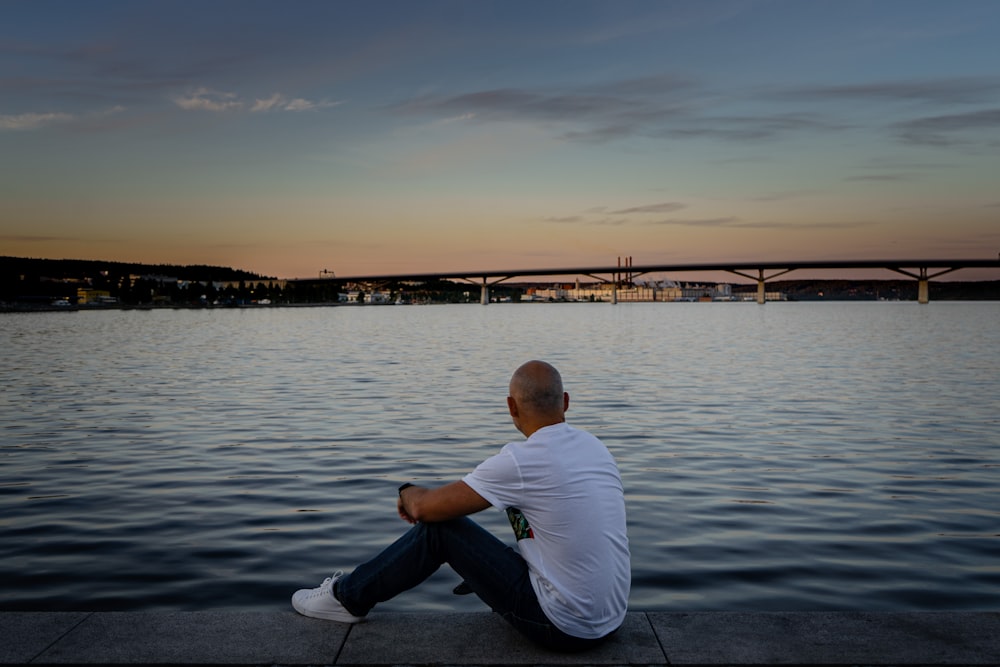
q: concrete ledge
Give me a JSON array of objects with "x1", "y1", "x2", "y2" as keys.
[{"x1": 2, "y1": 610, "x2": 998, "y2": 665}]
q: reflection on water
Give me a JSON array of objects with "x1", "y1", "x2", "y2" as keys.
[{"x1": 1, "y1": 302, "x2": 998, "y2": 611}]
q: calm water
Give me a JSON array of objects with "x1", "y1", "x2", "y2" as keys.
[{"x1": 1, "y1": 302, "x2": 998, "y2": 612}]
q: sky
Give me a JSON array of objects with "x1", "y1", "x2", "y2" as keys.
[{"x1": 2, "y1": 0, "x2": 1000, "y2": 280}]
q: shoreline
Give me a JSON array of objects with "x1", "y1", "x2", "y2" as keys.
[{"x1": 4, "y1": 297, "x2": 1000, "y2": 314}]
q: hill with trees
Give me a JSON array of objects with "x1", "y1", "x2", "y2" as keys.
[{"x1": 1, "y1": 256, "x2": 272, "y2": 307}]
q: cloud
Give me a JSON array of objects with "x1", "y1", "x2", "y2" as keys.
[
  {"x1": 173, "y1": 87, "x2": 243, "y2": 112},
  {"x1": 860, "y1": 157, "x2": 957, "y2": 170},
  {"x1": 441, "y1": 113, "x2": 476, "y2": 123},
  {"x1": 283, "y1": 98, "x2": 316, "y2": 112},
  {"x1": 0, "y1": 105, "x2": 125, "y2": 132},
  {"x1": 0, "y1": 234, "x2": 83, "y2": 242},
  {"x1": 583, "y1": 73, "x2": 694, "y2": 97},
  {"x1": 394, "y1": 73, "x2": 1000, "y2": 149},
  {"x1": 251, "y1": 93, "x2": 341, "y2": 113},
  {"x1": 747, "y1": 190, "x2": 819, "y2": 202},
  {"x1": 559, "y1": 124, "x2": 637, "y2": 143},
  {"x1": 893, "y1": 108, "x2": 1000, "y2": 145},
  {"x1": 391, "y1": 74, "x2": 698, "y2": 144},
  {"x1": 773, "y1": 77, "x2": 1000, "y2": 106},
  {"x1": 544, "y1": 202, "x2": 690, "y2": 226},
  {"x1": 737, "y1": 220, "x2": 876, "y2": 230},
  {"x1": 844, "y1": 174, "x2": 914, "y2": 182},
  {"x1": 639, "y1": 217, "x2": 876, "y2": 230},
  {"x1": 391, "y1": 73, "x2": 864, "y2": 146},
  {"x1": 654, "y1": 113, "x2": 848, "y2": 142},
  {"x1": 173, "y1": 88, "x2": 339, "y2": 114},
  {"x1": 394, "y1": 74, "x2": 692, "y2": 121},
  {"x1": 398, "y1": 88, "x2": 633, "y2": 121},
  {"x1": 539, "y1": 215, "x2": 630, "y2": 227},
  {"x1": 610, "y1": 202, "x2": 686, "y2": 214},
  {"x1": 0, "y1": 111, "x2": 74, "y2": 131},
  {"x1": 767, "y1": 78, "x2": 1000, "y2": 147},
  {"x1": 250, "y1": 94, "x2": 285, "y2": 112},
  {"x1": 542, "y1": 201, "x2": 882, "y2": 233},
  {"x1": 646, "y1": 217, "x2": 741, "y2": 227}
]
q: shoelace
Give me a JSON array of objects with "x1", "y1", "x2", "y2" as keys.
[{"x1": 304, "y1": 571, "x2": 342, "y2": 598}]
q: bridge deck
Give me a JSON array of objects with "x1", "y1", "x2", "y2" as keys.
[{"x1": 292, "y1": 258, "x2": 1000, "y2": 283}]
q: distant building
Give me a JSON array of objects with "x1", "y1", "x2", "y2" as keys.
[
  {"x1": 733, "y1": 290, "x2": 787, "y2": 302},
  {"x1": 525, "y1": 281, "x2": 747, "y2": 302},
  {"x1": 77, "y1": 288, "x2": 119, "y2": 305},
  {"x1": 131, "y1": 273, "x2": 179, "y2": 284},
  {"x1": 345, "y1": 290, "x2": 391, "y2": 304},
  {"x1": 217, "y1": 279, "x2": 288, "y2": 290}
]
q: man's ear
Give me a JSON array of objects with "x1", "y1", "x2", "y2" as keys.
[
  {"x1": 507, "y1": 396, "x2": 519, "y2": 418},
  {"x1": 563, "y1": 392, "x2": 570, "y2": 412}
]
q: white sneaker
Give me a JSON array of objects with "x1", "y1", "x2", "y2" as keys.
[{"x1": 291, "y1": 572, "x2": 365, "y2": 623}]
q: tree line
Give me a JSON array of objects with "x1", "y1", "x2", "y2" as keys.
[
  {"x1": 0, "y1": 256, "x2": 523, "y2": 306},
  {"x1": 1, "y1": 256, "x2": 271, "y2": 306}
]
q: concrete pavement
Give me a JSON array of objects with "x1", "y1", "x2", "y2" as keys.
[{"x1": 2, "y1": 610, "x2": 998, "y2": 665}]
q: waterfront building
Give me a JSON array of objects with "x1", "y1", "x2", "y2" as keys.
[{"x1": 76, "y1": 288, "x2": 118, "y2": 305}]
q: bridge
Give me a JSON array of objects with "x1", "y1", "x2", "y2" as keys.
[{"x1": 291, "y1": 258, "x2": 1000, "y2": 305}]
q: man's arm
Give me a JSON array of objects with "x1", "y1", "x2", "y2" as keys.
[{"x1": 397, "y1": 480, "x2": 491, "y2": 524}]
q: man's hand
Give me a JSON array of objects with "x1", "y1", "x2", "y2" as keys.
[{"x1": 398, "y1": 495, "x2": 417, "y2": 524}]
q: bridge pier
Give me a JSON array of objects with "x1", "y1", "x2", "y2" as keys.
[
  {"x1": 465, "y1": 275, "x2": 514, "y2": 305},
  {"x1": 888, "y1": 265, "x2": 960, "y2": 304},
  {"x1": 611, "y1": 283, "x2": 618, "y2": 305},
  {"x1": 728, "y1": 267, "x2": 794, "y2": 304}
]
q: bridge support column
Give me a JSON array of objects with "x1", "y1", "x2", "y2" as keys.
[
  {"x1": 460, "y1": 275, "x2": 513, "y2": 305},
  {"x1": 887, "y1": 265, "x2": 962, "y2": 305},
  {"x1": 728, "y1": 267, "x2": 793, "y2": 304},
  {"x1": 611, "y1": 283, "x2": 618, "y2": 305}
]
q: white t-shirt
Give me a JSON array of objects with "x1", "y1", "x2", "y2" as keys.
[{"x1": 463, "y1": 422, "x2": 630, "y2": 639}]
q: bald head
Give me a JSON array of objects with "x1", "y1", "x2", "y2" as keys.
[{"x1": 507, "y1": 361, "x2": 568, "y2": 435}]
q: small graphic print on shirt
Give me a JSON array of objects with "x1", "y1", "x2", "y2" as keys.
[{"x1": 506, "y1": 507, "x2": 534, "y2": 541}]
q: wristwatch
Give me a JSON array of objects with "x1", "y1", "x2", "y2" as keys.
[{"x1": 398, "y1": 482, "x2": 415, "y2": 496}]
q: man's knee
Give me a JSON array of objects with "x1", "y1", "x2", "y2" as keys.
[{"x1": 417, "y1": 517, "x2": 481, "y2": 554}]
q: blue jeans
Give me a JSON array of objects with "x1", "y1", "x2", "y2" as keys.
[{"x1": 333, "y1": 517, "x2": 614, "y2": 652}]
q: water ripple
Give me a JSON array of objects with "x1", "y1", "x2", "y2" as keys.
[{"x1": 1, "y1": 303, "x2": 998, "y2": 612}]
